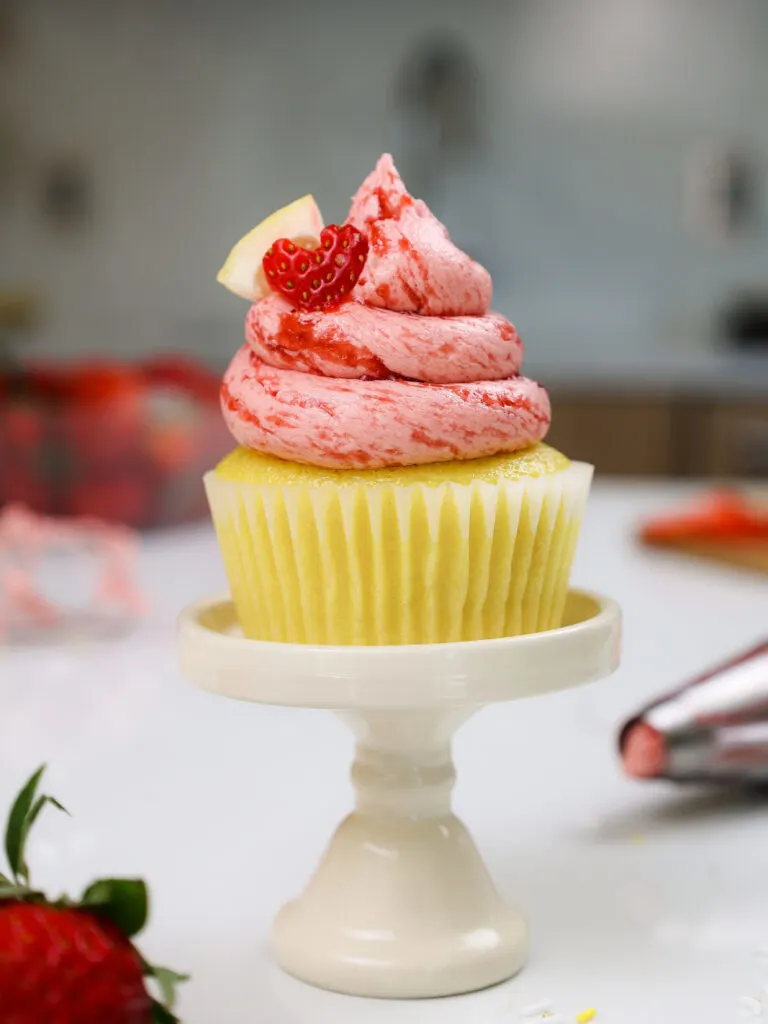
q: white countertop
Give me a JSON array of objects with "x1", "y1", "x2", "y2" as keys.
[{"x1": 2, "y1": 482, "x2": 768, "y2": 1023}]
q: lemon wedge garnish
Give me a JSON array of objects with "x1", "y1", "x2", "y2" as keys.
[{"x1": 217, "y1": 194, "x2": 324, "y2": 301}]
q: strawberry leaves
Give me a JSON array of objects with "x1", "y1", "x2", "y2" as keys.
[
  {"x1": 150, "y1": 966, "x2": 189, "y2": 1007},
  {"x1": 0, "y1": 880, "x2": 41, "y2": 900},
  {"x1": 141, "y1": 956, "x2": 188, "y2": 1023},
  {"x1": 146, "y1": 963, "x2": 189, "y2": 1022},
  {"x1": 1, "y1": 767, "x2": 188, "y2": 1020},
  {"x1": 81, "y1": 878, "x2": 148, "y2": 938},
  {"x1": 5, "y1": 764, "x2": 68, "y2": 885},
  {"x1": 151, "y1": 999, "x2": 182, "y2": 1024},
  {"x1": 81, "y1": 880, "x2": 188, "y2": 1023}
]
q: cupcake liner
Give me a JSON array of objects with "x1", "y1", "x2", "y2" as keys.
[{"x1": 206, "y1": 459, "x2": 593, "y2": 646}]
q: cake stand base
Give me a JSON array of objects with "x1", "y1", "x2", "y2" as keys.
[
  {"x1": 179, "y1": 589, "x2": 621, "y2": 999},
  {"x1": 274, "y1": 811, "x2": 528, "y2": 998}
]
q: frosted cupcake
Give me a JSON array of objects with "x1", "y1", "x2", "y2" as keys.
[{"x1": 209, "y1": 155, "x2": 592, "y2": 644}]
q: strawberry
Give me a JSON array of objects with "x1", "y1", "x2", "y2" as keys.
[
  {"x1": 1, "y1": 464, "x2": 50, "y2": 511},
  {"x1": 262, "y1": 223, "x2": 369, "y2": 311},
  {"x1": 64, "y1": 474, "x2": 153, "y2": 526},
  {"x1": 148, "y1": 423, "x2": 197, "y2": 474},
  {"x1": 0, "y1": 766, "x2": 186, "y2": 1024},
  {"x1": 1, "y1": 401, "x2": 45, "y2": 452},
  {"x1": 60, "y1": 363, "x2": 146, "y2": 467},
  {"x1": 141, "y1": 355, "x2": 220, "y2": 405}
]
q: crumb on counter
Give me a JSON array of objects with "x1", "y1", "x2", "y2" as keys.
[
  {"x1": 576, "y1": 1010, "x2": 597, "y2": 1023},
  {"x1": 519, "y1": 1000, "x2": 553, "y2": 1018}
]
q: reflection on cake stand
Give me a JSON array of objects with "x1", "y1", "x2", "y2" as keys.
[{"x1": 178, "y1": 589, "x2": 621, "y2": 1000}]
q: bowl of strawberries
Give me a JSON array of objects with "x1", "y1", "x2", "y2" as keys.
[{"x1": 0, "y1": 355, "x2": 230, "y2": 528}]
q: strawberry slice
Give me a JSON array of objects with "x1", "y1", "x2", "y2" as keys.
[
  {"x1": 262, "y1": 223, "x2": 368, "y2": 311},
  {"x1": 641, "y1": 489, "x2": 768, "y2": 544}
]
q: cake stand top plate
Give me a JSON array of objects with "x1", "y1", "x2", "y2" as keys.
[{"x1": 178, "y1": 589, "x2": 621, "y2": 711}]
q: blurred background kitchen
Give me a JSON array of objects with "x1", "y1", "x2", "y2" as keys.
[
  {"x1": 3, "y1": 8, "x2": 768, "y2": 1020},
  {"x1": 3, "y1": 0, "x2": 768, "y2": 525}
]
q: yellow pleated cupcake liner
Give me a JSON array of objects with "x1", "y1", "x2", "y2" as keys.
[{"x1": 206, "y1": 448, "x2": 592, "y2": 646}]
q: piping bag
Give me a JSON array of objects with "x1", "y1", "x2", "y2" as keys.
[{"x1": 619, "y1": 641, "x2": 768, "y2": 785}]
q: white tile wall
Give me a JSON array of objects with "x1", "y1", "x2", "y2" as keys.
[{"x1": 3, "y1": 0, "x2": 768, "y2": 366}]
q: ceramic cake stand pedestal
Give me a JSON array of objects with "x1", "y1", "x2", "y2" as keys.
[{"x1": 178, "y1": 589, "x2": 621, "y2": 1000}]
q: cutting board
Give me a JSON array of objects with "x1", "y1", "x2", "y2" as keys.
[
  {"x1": 640, "y1": 489, "x2": 768, "y2": 575},
  {"x1": 644, "y1": 538, "x2": 768, "y2": 574}
]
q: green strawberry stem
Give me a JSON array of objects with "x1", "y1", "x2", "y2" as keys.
[
  {"x1": 2, "y1": 765, "x2": 188, "y2": 1022},
  {"x1": 4, "y1": 764, "x2": 68, "y2": 884},
  {"x1": 144, "y1": 962, "x2": 190, "y2": 1016}
]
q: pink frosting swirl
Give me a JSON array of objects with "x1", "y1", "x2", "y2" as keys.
[
  {"x1": 347, "y1": 154, "x2": 492, "y2": 316},
  {"x1": 222, "y1": 155, "x2": 550, "y2": 469}
]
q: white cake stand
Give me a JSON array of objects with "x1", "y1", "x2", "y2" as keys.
[{"x1": 178, "y1": 588, "x2": 621, "y2": 1000}]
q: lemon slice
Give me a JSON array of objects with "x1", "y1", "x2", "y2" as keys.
[{"x1": 217, "y1": 195, "x2": 324, "y2": 301}]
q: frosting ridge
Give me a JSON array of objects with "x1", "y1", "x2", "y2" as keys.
[{"x1": 222, "y1": 154, "x2": 550, "y2": 469}]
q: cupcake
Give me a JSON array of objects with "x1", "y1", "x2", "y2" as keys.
[{"x1": 209, "y1": 155, "x2": 592, "y2": 645}]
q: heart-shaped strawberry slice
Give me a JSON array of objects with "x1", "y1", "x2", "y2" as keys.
[{"x1": 262, "y1": 224, "x2": 369, "y2": 311}]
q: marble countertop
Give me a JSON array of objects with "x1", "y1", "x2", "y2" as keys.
[{"x1": 1, "y1": 482, "x2": 767, "y2": 1023}]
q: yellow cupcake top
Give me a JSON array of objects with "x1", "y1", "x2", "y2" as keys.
[{"x1": 214, "y1": 443, "x2": 569, "y2": 489}]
